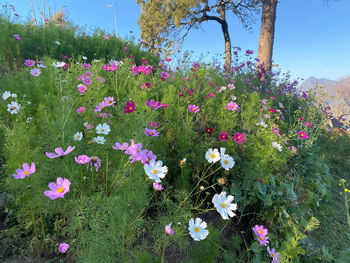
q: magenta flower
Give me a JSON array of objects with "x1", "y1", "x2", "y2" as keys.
[
  {"x1": 112, "y1": 142, "x2": 129, "y2": 151},
  {"x1": 220, "y1": 132, "x2": 229, "y2": 141},
  {"x1": 44, "y1": 177, "x2": 71, "y2": 200},
  {"x1": 146, "y1": 99, "x2": 162, "y2": 109},
  {"x1": 45, "y1": 146, "x2": 75, "y2": 158},
  {"x1": 297, "y1": 131, "x2": 309, "y2": 139},
  {"x1": 189, "y1": 104, "x2": 200, "y2": 113},
  {"x1": 77, "y1": 106, "x2": 85, "y2": 114},
  {"x1": 12, "y1": 34, "x2": 21, "y2": 41},
  {"x1": 82, "y1": 62, "x2": 91, "y2": 69},
  {"x1": 77, "y1": 84, "x2": 87, "y2": 93},
  {"x1": 103, "y1": 35, "x2": 109, "y2": 39},
  {"x1": 225, "y1": 102, "x2": 240, "y2": 111},
  {"x1": 24, "y1": 59, "x2": 35, "y2": 67},
  {"x1": 144, "y1": 128, "x2": 159, "y2": 137},
  {"x1": 74, "y1": 155, "x2": 91, "y2": 164},
  {"x1": 58, "y1": 242, "x2": 70, "y2": 253},
  {"x1": 233, "y1": 133, "x2": 246, "y2": 144},
  {"x1": 123, "y1": 101, "x2": 135, "y2": 113},
  {"x1": 153, "y1": 182, "x2": 164, "y2": 191},
  {"x1": 165, "y1": 223, "x2": 174, "y2": 235},
  {"x1": 148, "y1": 121, "x2": 158, "y2": 128},
  {"x1": 12, "y1": 162, "x2": 36, "y2": 179}
]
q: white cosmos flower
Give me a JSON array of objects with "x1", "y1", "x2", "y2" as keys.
[
  {"x1": 51, "y1": 61, "x2": 66, "y2": 68},
  {"x1": 82, "y1": 56, "x2": 87, "y2": 60},
  {"x1": 272, "y1": 142, "x2": 282, "y2": 152},
  {"x1": 212, "y1": 191, "x2": 237, "y2": 220},
  {"x1": 144, "y1": 159, "x2": 168, "y2": 183},
  {"x1": 2, "y1": 91, "x2": 11, "y2": 100},
  {"x1": 55, "y1": 41, "x2": 61, "y2": 45},
  {"x1": 11, "y1": 93, "x2": 17, "y2": 98},
  {"x1": 205, "y1": 148, "x2": 221, "y2": 163},
  {"x1": 188, "y1": 218, "x2": 209, "y2": 241},
  {"x1": 73, "y1": 132, "x2": 83, "y2": 141},
  {"x1": 96, "y1": 123, "x2": 110, "y2": 135},
  {"x1": 220, "y1": 154, "x2": 235, "y2": 170},
  {"x1": 93, "y1": 136, "x2": 105, "y2": 144},
  {"x1": 7, "y1": 101, "x2": 20, "y2": 114}
]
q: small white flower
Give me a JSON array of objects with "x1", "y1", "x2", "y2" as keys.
[
  {"x1": 96, "y1": 123, "x2": 110, "y2": 135},
  {"x1": 11, "y1": 93, "x2": 17, "y2": 98},
  {"x1": 278, "y1": 102, "x2": 284, "y2": 108},
  {"x1": 7, "y1": 101, "x2": 20, "y2": 114},
  {"x1": 93, "y1": 136, "x2": 105, "y2": 144},
  {"x1": 205, "y1": 148, "x2": 221, "y2": 163},
  {"x1": 51, "y1": 61, "x2": 66, "y2": 68},
  {"x1": 55, "y1": 41, "x2": 61, "y2": 45},
  {"x1": 26, "y1": 117, "x2": 33, "y2": 123},
  {"x1": 200, "y1": 186, "x2": 205, "y2": 191},
  {"x1": 220, "y1": 154, "x2": 235, "y2": 170},
  {"x1": 82, "y1": 56, "x2": 87, "y2": 60},
  {"x1": 272, "y1": 142, "x2": 282, "y2": 152},
  {"x1": 144, "y1": 159, "x2": 168, "y2": 183},
  {"x1": 231, "y1": 95, "x2": 237, "y2": 101},
  {"x1": 2, "y1": 91, "x2": 11, "y2": 100},
  {"x1": 83, "y1": 122, "x2": 89, "y2": 127},
  {"x1": 256, "y1": 118, "x2": 267, "y2": 128},
  {"x1": 73, "y1": 132, "x2": 83, "y2": 141},
  {"x1": 212, "y1": 191, "x2": 237, "y2": 220},
  {"x1": 188, "y1": 218, "x2": 209, "y2": 241}
]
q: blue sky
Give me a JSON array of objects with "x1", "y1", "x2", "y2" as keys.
[{"x1": 6, "y1": 0, "x2": 350, "y2": 81}]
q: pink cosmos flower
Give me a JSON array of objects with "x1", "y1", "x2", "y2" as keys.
[
  {"x1": 74, "y1": 155, "x2": 91, "y2": 164},
  {"x1": 87, "y1": 156, "x2": 101, "y2": 172},
  {"x1": 146, "y1": 99, "x2": 162, "y2": 109},
  {"x1": 225, "y1": 102, "x2": 240, "y2": 111},
  {"x1": 257, "y1": 234, "x2": 269, "y2": 246},
  {"x1": 267, "y1": 247, "x2": 280, "y2": 263},
  {"x1": 233, "y1": 133, "x2": 246, "y2": 144},
  {"x1": 30, "y1": 68, "x2": 41, "y2": 77},
  {"x1": 82, "y1": 63, "x2": 91, "y2": 69},
  {"x1": 104, "y1": 97, "x2": 116, "y2": 106},
  {"x1": 123, "y1": 101, "x2": 135, "y2": 113},
  {"x1": 208, "y1": 92, "x2": 214, "y2": 98},
  {"x1": 24, "y1": 59, "x2": 35, "y2": 67},
  {"x1": 144, "y1": 128, "x2": 159, "y2": 137},
  {"x1": 112, "y1": 142, "x2": 129, "y2": 151},
  {"x1": 189, "y1": 104, "x2": 200, "y2": 113},
  {"x1": 77, "y1": 84, "x2": 87, "y2": 93},
  {"x1": 12, "y1": 162, "x2": 36, "y2": 179},
  {"x1": 77, "y1": 106, "x2": 85, "y2": 114},
  {"x1": 252, "y1": 225, "x2": 269, "y2": 246},
  {"x1": 220, "y1": 132, "x2": 229, "y2": 141},
  {"x1": 165, "y1": 223, "x2": 174, "y2": 235},
  {"x1": 142, "y1": 150, "x2": 157, "y2": 164},
  {"x1": 148, "y1": 121, "x2": 158, "y2": 128},
  {"x1": 103, "y1": 35, "x2": 109, "y2": 39},
  {"x1": 153, "y1": 182, "x2": 164, "y2": 191},
  {"x1": 44, "y1": 177, "x2": 71, "y2": 200},
  {"x1": 268, "y1": 109, "x2": 275, "y2": 113},
  {"x1": 45, "y1": 146, "x2": 75, "y2": 158},
  {"x1": 58, "y1": 242, "x2": 70, "y2": 253},
  {"x1": 94, "y1": 101, "x2": 107, "y2": 112},
  {"x1": 297, "y1": 131, "x2": 309, "y2": 139}
]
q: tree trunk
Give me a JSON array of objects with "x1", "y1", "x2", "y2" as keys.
[
  {"x1": 219, "y1": 3, "x2": 231, "y2": 72},
  {"x1": 257, "y1": 0, "x2": 278, "y2": 72}
]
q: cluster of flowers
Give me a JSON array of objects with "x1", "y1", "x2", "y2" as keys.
[
  {"x1": 144, "y1": 121, "x2": 159, "y2": 137},
  {"x1": 253, "y1": 225, "x2": 280, "y2": 263},
  {"x1": 94, "y1": 97, "x2": 116, "y2": 113},
  {"x1": 24, "y1": 59, "x2": 45, "y2": 76},
  {"x1": 77, "y1": 70, "x2": 92, "y2": 86},
  {"x1": 205, "y1": 147, "x2": 235, "y2": 170},
  {"x1": 2, "y1": 91, "x2": 20, "y2": 114},
  {"x1": 130, "y1": 64, "x2": 153, "y2": 75},
  {"x1": 12, "y1": 33, "x2": 21, "y2": 41},
  {"x1": 146, "y1": 99, "x2": 168, "y2": 109},
  {"x1": 140, "y1": 82, "x2": 152, "y2": 89}
]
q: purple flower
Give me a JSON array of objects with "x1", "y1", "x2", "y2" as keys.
[
  {"x1": 267, "y1": 247, "x2": 280, "y2": 263},
  {"x1": 146, "y1": 99, "x2": 162, "y2": 109},
  {"x1": 44, "y1": 177, "x2": 71, "y2": 200},
  {"x1": 82, "y1": 63, "x2": 91, "y2": 69},
  {"x1": 144, "y1": 128, "x2": 159, "y2": 137},
  {"x1": 74, "y1": 155, "x2": 91, "y2": 164},
  {"x1": 58, "y1": 242, "x2": 70, "y2": 253},
  {"x1": 142, "y1": 150, "x2": 157, "y2": 164},
  {"x1": 77, "y1": 106, "x2": 85, "y2": 114},
  {"x1": 189, "y1": 104, "x2": 200, "y2": 113},
  {"x1": 30, "y1": 68, "x2": 41, "y2": 77},
  {"x1": 88, "y1": 156, "x2": 101, "y2": 172},
  {"x1": 252, "y1": 225, "x2": 269, "y2": 246},
  {"x1": 12, "y1": 162, "x2": 36, "y2": 179},
  {"x1": 104, "y1": 97, "x2": 116, "y2": 106},
  {"x1": 165, "y1": 223, "x2": 174, "y2": 235},
  {"x1": 225, "y1": 102, "x2": 240, "y2": 111},
  {"x1": 24, "y1": 59, "x2": 35, "y2": 67},
  {"x1": 112, "y1": 142, "x2": 129, "y2": 151},
  {"x1": 148, "y1": 121, "x2": 158, "y2": 128},
  {"x1": 45, "y1": 146, "x2": 75, "y2": 158},
  {"x1": 153, "y1": 182, "x2": 164, "y2": 191}
]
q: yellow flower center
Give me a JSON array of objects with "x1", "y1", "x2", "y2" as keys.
[
  {"x1": 77, "y1": 135, "x2": 80, "y2": 138},
  {"x1": 194, "y1": 227, "x2": 199, "y2": 232},
  {"x1": 272, "y1": 253, "x2": 275, "y2": 257},
  {"x1": 260, "y1": 236, "x2": 264, "y2": 240},
  {"x1": 192, "y1": 108, "x2": 196, "y2": 111},
  {"x1": 210, "y1": 154, "x2": 215, "y2": 159},
  {"x1": 129, "y1": 107, "x2": 133, "y2": 110},
  {"x1": 180, "y1": 160, "x2": 184, "y2": 165},
  {"x1": 24, "y1": 171, "x2": 29, "y2": 175},
  {"x1": 224, "y1": 160, "x2": 228, "y2": 165},
  {"x1": 258, "y1": 230, "x2": 262, "y2": 234},
  {"x1": 57, "y1": 187, "x2": 64, "y2": 193},
  {"x1": 98, "y1": 140, "x2": 101, "y2": 142},
  {"x1": 152, "y1": 169, "x2": 157, "y2": 174},
  {"x1": 148, "y1": 132, "x2": 153, "y2": 135},
  {"x1": 221, "y1": 203, "x2": 227, "y2": 208}
]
